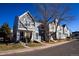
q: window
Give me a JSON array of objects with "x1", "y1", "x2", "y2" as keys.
[
  {"x1": 25, "y1": 21, "x2": 27, "y2": 26},
  {"x1": 27, "y1": 22, "x2": 30, "y2": 26},
  {"x1": 52, "y1": 26, "x2": 54, "y2": 29},
  {"x1": 36, "y1": 33, "x2": 39, "y2": 39},
  {"x1": 25, "y1": 20, "x2": 30, "y2": 26}
]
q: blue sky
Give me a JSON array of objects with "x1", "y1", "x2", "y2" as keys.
[{"x1": 0, "y1": 3, "x2": 79, "y2": 32}]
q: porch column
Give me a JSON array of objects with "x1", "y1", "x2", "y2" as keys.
[
  {"x1": 16, "y1": 31, "x2": 20, "y2": 42},
  {"x1": 31, "y1": 31, "x2": 35, "y2": 42}
]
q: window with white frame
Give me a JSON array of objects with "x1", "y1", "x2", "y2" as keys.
[{"x1": 36, "y1": 33, "x2": 39, "y2": 39}]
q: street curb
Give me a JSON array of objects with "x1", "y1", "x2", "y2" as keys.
[{"x1": 0, "y1": 39, "x2": 76, "y2": 55}]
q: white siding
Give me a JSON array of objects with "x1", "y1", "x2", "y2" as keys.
[{"x1": 49, "y1": 22, "x2": 56, "y2": 32}]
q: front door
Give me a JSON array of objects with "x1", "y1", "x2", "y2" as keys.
[
  {"x1": 20, "y1": 31, "x2": 25, "y2": 42},
  {"x1": 25, "y1": 31, "x2": 32, "y2": 43}
]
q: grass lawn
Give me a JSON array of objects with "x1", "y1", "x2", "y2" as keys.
[
  {"x1": 0, "y1": 39, "x2": 71, "y2": 51},
  {"x1": 28, "y1": 42, "x2": 42, "y2": 47},
  {"x1": 48, "y1": 41, "x2": 56, "y2": 44},
  {"x1": 0, "y1": 43, "x2": 24, "y2": 51}
]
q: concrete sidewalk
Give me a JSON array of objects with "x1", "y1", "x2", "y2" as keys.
[{"x1": 0, "y1": 39, "x2": 76, "y2": 55}]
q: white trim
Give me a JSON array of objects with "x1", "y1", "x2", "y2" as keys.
[
  {"x1": 19, "y1": 11, "x2": 29, "y2": 19},
  {"x1": 18, "y1": 28, "x2": 27, "y2": 31}
]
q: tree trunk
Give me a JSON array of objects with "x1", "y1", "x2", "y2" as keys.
[
  {"x1": 54, "y1": 25, "x2": 58, "y2": 40},
  {"x1": 44, "y1": 23, "x2": 49, "y2": 42},
  {"x1": 54, "y1": 20, "x2": 59, "y2": 40},
  {"x1": 54, "y1": 19, "x2": 60, "y2": 40}
]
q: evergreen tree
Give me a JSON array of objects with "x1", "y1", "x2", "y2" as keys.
[{"x1": 0, "y1": 23, "x2": 11, "y2": 45}]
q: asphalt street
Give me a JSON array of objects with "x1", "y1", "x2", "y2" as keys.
[{"x1": 3, "y1": 40, "x2": 79, "y2": 56}]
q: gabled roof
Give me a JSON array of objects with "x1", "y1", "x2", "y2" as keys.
[
  {"x1": 48, "y1": 18, "x2": 58, "y2": 24},
  {"x1": 19, "y1": 11, "x2": 29, "y2": 19},
  {"x1": 19, "y1": 11, "x2": 35, "y2": 22},
  {"x1": 48, "y1": 18, "x2": 54, "y2": 23},
  {"x1": 62, "y1": 24, "x2": 70, "y2": 31},
  {"x1": 62, "y1": 24, "x2": 66, "y2": 28}
]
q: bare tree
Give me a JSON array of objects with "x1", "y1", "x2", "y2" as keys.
[
  {"x1": 36, "y1": 4, "x2": 51, "y2": 42},
  {"x1": 35, "y1": 3, "x2": 74, "y2": 41}
]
